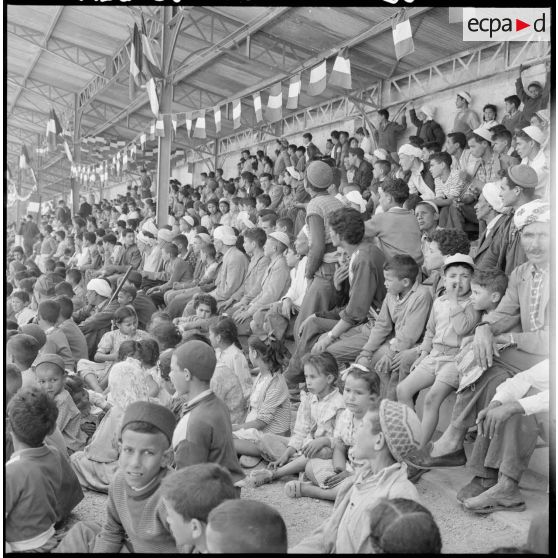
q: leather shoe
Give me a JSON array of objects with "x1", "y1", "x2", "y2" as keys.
[
  {"x1": 463, "y1": 483, "x2": 526, "y2": 514},
  {"x1": 456, "y1": 476, "x2": 497, "y2": 503},
  {"x1": 407, "y1": 464, "x2": 430, "y2": 484},
  {"x1": 404, "y1": 443, "x2": 467, "y2": 469}
]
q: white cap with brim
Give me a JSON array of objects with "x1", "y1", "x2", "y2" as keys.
[
  {"x1": 442, "y1": 253, "x2": 474, "y2": 271},
  {"x1": 521, "y1": 125, "x2": 545, "y2": 146},
  {"x1": 472, "y1": 127, "x2": 494, "y2": 143},
  {"x1": 482, "y1": 182, "x2": 505, "y2": 213},
  {"x1": 269, "y1": 231, "x2": 290, "y2": 247},
  {"x1": 457, "y1": 91, "x2": 472, "y2": 104}
]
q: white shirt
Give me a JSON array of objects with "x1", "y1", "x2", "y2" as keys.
[
  {"x1": 171, "y1": 389, "x2": 213, "y2": 449},
  {"x1": 492, "y1": 359, "x2": 548, "y2": 416},
  {"x1": 522, "y1": 150, "x2": 549, "y2": 200},
  {"x1": 408, "y1": 163, "x2": 435, "y2": 199},
  {"x1": 282, "y1": 256, "x2": 308, "y2": 309}
]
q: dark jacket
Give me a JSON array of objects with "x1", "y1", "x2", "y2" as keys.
[
  {"x1": 174, "y1": 392, "x2": 244, "y2": 483},
  {"x1": 410, "y1": 109, "x2": 446, "y2": 146},
  {"x1": 353, "y1": 159, "x2": 374, "y2": 192}
]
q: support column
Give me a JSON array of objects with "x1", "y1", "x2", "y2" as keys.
[
  {"x1": 72, "y1": 92, "x2": 82, "y2": 215},
  {"x1": 156, "y1": 6, "x2": 174, "y2": 227}
]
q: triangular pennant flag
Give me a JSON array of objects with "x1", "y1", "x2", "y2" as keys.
[
  {"x1": 140, "y1": 133, "x2": 146, "y2": 149},
  {"x1": 155, "y1": 118, "x2": 165, "y2": 137},
  {"x1": 46, "y1": 108, "x2": 63, "y2": 152},
  {"x1": 123, "y1": 152, "x2": 128, "y2": 168},
  {"x1": 19, "y1": 145, "x2": 30, "y2": 169},
  {"x1": 265, "y1": 83, "x2": 282, "y2": 122},
  {"x1": 193, "y1": 109, "x2": 206, "y2": 139},
  {"x1": 232, "y1": 99, "x2": 241, "y2": 129},
  {"x1": 392, "y1": 9, "x2": 415, "y2": 60},
  {"x1": 129, "y1": 22, "x2": 144, "y2": 99},
  {"x1": 185, "y1": 113, "x2": 192, "y2": 136},
  {"x1": 131, "y1": 143, "x2": 137, "y2": 159},
  {"x1": 145, "y1": 78, "x2": 159, "y2": 117},
  {"x1": 63, "y1": 140, "x2": 74, "y2": 164},
  {"x1": 329, "y1": 48, "x2": 352, "y2": 89},
  {"x1": 286, "y1": 74, "x2": 301, "y2": 110},
  {"x1": 214, "y1": 105, "x2": 222, "y2": 134},
  {"x1": 171, "y1": 115, "x2": 177, "y2": 135},
  {"x1": 253, "y1": 93, "x2": 263, "y2": 122},
  {"x1": 149, "y1": 122, "x2": 156, "y2": 141},
  {"x1": 307, "y1": 60, "x2": 327, "y2": 96},
  {"x1": 140, "y1": 13, "x2": 164, "y2": 79}
]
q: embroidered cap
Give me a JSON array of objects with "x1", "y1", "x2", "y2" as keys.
[
  {"x1": 513, "y1": 199, "x2": 550, "y2": 231},
  {"x1": 379, "y1": 400, "x2": 422, "y2": 463}
]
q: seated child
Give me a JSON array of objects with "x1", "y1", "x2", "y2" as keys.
[
  {"x1": 37, "y1": 300, "x2": 75, "y2": 372},
  {"x1": 174, "y1": 293, "x2": 219, "y2": 337},
  {"x1": 150, "y1": 320, "x2": 184, "y2": 351},
  {"x1": 248, "y1": 352, "x2": 345, "y2": 488},
  {"x1": 205, "y1": 500, "x2": 288, "y2": 554},
  {"x1": 292, "y1": 400, "x2": 422, "y2": 553},
  {"x1": 232, "y1": 336, "x2": 291, "y2": 467},
  {"x1": 35, "y1": 353, "x2": 87, "y2": 454},
  {"x1": 64, "y1": 375, "x2": 106, "y2": 442},
  {"x1": 169, "y1": 339, "x2": 245, "y2": 484},
  {"x1": 396, "y1": 254, "x2": 480, "y2": 449},
  {"x1": 285, "y1": 366, "x2": 380, "y2": 501},
  {"x1": 6, "y1": 387, "x2": 83, "y2": 553},
  {"x1": 209, "y1": 317, "x2": 253, "y2": 407},
  {"x1": 355, "y1": 255, "x2": 433, "y2": 400},
  {"x1": 10, "y1": 290, "x2": 36, "y2": 327},
  {"x1": 70, "y1": 358, "x2": 154, "y2": 493},
  {"x1": 77, "y1": 306, "x2": 148, "y2": 393},
  {"x1": 367, "y1": 498, "x2": 442, "y2": 554},
  {"x1": 452, "y1": 268, "x2": 509, "y2": 393},
  {"x1": 161, "y1": 463, "x2": 239, "y2": 553},
  {"x1": 55, "y1": 401, "x2": 178, "y2": 553},
  {"x1": 7, "y1": 333, "x2": 40, "y2": 388},
  {"x1": 134, "y1": 338, "x2": 172, "y2": 405}
]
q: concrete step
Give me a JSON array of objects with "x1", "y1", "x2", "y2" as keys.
[{"x1": 415, "y1": 387, "x2": 548, "y2": 483}]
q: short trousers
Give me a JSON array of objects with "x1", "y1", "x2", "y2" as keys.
[{"x1": 411, "y1": 353, "x2": 460, "y2": 390}]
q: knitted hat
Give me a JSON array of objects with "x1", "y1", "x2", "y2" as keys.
[
  {"x1": 306, "y1": 160, "x2": 333, "y2": 189},
  {"x1": 34, "y1": 353, "x2": 65, "y2": 375},
  {"x1": 183, "y1": 215, "x2": 195, "y2": 227},
  {"x1": 378, "y1": 400, "x2": 421, "y2": 462},
  {"x1": 527, "y1": 80, "x2": 543, "y2": 90},
  {"x1": 213, "y1": 225, "x2": 237, "y2": 245},
  {"x1": 86, "y1": 278, "x2": 112, "y2": 299},
  {"x1": 457, "y1": 90, "x2": 472, "y2": 104},
  {"x1": 349, "y1": 147, "x2": 365, "y2": 159},
  {"x1": 174, "y1": 340, "x2": 216, "y2": 382},
  {"x1": 521, "y1": 125, "x2": 545, "y2": 146},
  {"x1": 507, "y1": 164, "x2": 538, "y2": 189},
  {"x1": 513, "y1": 199, "x2": 550, "y2": 231},
  {"x1": 398, "y1": 144, "x2": 422, "y2": 159},
  {"x1": 120, "y1": 401, "x2": 176, "y2": 445}
]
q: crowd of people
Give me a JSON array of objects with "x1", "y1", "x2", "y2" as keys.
[{"x1": 5, "y1": 64, "x2": 550, "y2": 554}]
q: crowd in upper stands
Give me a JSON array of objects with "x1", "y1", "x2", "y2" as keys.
[{"x1": 5, "y1": 63, "x2": 550, "y2": 553}]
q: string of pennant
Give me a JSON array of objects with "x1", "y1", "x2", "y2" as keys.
[{"x1": 45, "y1": 7, "x2": 414, "y2": 186}]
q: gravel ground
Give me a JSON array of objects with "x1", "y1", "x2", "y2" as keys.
[{"x1": 64, "y1": 464, "x2": 531, "y2": 553}]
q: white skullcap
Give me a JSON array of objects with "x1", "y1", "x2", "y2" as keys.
[
  {"x1": 213, "y1": 224, "x2": 237, "y2": 245},
  {"x1": 158, "y1": 228, "x2": 175, "y2": 242},
  {"x1": 269, "y1": 231, "x2": 291, "y2": 247},
  {"x1": 398, "y1": 144, "x2": 422, "y2": 159},
  {"x1": 482, "y1": 182, "x2": 505, "y2": 214},
  {"x1": 86, "y1": 278, "x2": 112, "y2": 299},
  {"x1": 345, "y1": 190, "x2": 367, "y2": 213},
  {"x1": 141, "y1": 220, "x2": 159, "y2": 237},
  {"x1": 420, "y1": 104, "x2": 435, "y2": 119}
]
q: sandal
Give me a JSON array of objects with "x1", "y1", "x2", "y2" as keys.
[
  {"x1": 247, "y1": 468, "x2": 274, "y2": 488},
  {"x1": 284, "y1": 480, "x2": 303, "y2": 498}
]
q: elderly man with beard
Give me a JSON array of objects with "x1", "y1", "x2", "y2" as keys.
[{"x1": 405, "y1": 201, "x2": 550, "y2": 504}]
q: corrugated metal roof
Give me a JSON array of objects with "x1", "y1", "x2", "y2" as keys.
[{"x1": 7, "y1": 5, "x2": 489, "y2": 195}]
